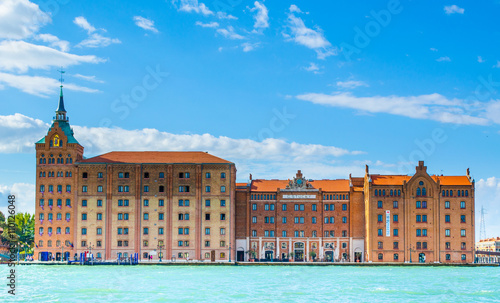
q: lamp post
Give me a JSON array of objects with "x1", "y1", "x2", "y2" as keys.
[
  {"x1": 59, "y1": 243, "x2": 64, "y2": 262},
  {"x1": 228, "y1": 242, "x2": 232, "y2": 263},
  {"x1": 157, "y1": 244, "x2": 164, "y2": 262}
]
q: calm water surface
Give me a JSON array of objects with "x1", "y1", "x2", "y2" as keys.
[{"x1": 0, "y1": 265, "x2": 498, "y2": 302}]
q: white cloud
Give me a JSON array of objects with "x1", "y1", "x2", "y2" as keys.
[
  {"x1": 436, "y1": 56, "x2": 451, "y2": 62},
  {"x1": 34, "y1": 33, "x2": 70, "y2": 52},
  {"x1": 216, "y1": 12, "x2": 237, "y2": 20},
  {"x1": 173, "y1": 0, "x2": 213, "y2": 16},
  {"x1": 73, "y1": 16, "x2": 96, "y2": 34},
  {"x1": 0, "y1": 113, "x2": 361, "y2": 162},
  {"x1": 0, "y1": 40, "x2": 105, "y2": 73},
  {"x1": 72, "y1": 74, "x2": 104, "y2": 83},
  {"x1": 251, "y1": 1, "x2": 269, "y2": 32},
  {"x1": 195, "y1": 21, "x2": 219, "y2": 28},
  {"x1": 242, "y1": 42, "x2": 260, "y2": 52},
  {"x1": 444, "y1": 5, "x2": 464, "y2": 15},
  {"x1": 295, "y1": 92, "x2": 492, "y2": 125},
  {"x1": 303, "y1": 62, "x2": 321, "y2": 74},
  {"x1": 217, "y1": 26, "x2": 245, "y2": 40},
  {"x1": 336, "y1": 80, "x2": 369, "y2": 89},
  {"x1": 0, "y1": 72, "x2": 100, "y2": 97},
  {"x1": 0, "y1": 0, "x2": 50, "y2": 39},
  {"x1": 430, "y1": 48, "x2": 438, "y2": 52},
  {"x1": 74, "y1": 17, "x2": 121, "y2": 48},
  {"x1": 0, "y1": 114, "x2": 48, "y2": 153},
  {"x1": 289, "y1": 4, "x2": 302, "y2": 13},
  {"x1": 284, "y1": 5, "x2": 336, "y2": 59},
  {"x1": 133, "y1": 16, "x2": 159, "y2": 33},
  {"x1": 493, "y1": 61, "x2": 500, "y2": 68},
  {"x1": 478, "y1": 56, "x2": 485, "y2": 63},
  {"x1": 0, "y1": 183, "x2": 36, "y2": 215},
  {"x1": 76, "y1": 33, "x2": 121, "y2": 48}
]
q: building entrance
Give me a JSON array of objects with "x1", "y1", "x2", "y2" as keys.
[
  {"x1": 294, "y1": 242, "x2": 304, "y2": 261},
  {"x1": 265, "y1": 251, "x2": 273, "y2": 260},
  {"x1": 419, "y1": 253, "x2": 426, "y2": 263},
  {"x1": 236, "y1": 251, "x2": 244, "y2": 261}
]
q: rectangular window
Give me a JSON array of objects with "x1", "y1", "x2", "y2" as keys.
[
  {"x1": 445, "y1": 201, "x2": 450, "y2": 209},
  {"x1": 143, "y1": 213, "x2": 149, "y2": 220},
  {"x1": 264, "y1": 204, "x2": 269, "y2": 211},
  {"x1": 393, "y1": 229, "x2": 399, "y2": 237},
  {"x1": 342, "y1": 204, "x2": 347, "y2": 211},
  {"x1": 264, "y1": 230, "x2": 269, "y2": 237},
  {"x1": 393, "y1": 214, "x2": 398, "y2": 223},
  {"x1": 205, "y1": 172, "x2": 211, "y2": 178},
  {"x1": 144, "y1": 186, "x2": 149, "y2": 192},
  {"x1": 312, "y1": 204, "x2": 317, "y2": 211},
  {"x1": 342, "y1": 217, "x2": 347, "y2": 223},
  {"x1": 377, "y1": 201, "x2": 382, "y2": 208},
  {"x1": 143, "y1": 228, "x2": 148, "y2": 235},
  {"x1": 378, "y1": 229, "x2": 383, "y2": 236},
  {"x1": 82, "y1": 200, "x2": 87, "y2": 207},
  {"x1": 252, "y1": 203, "x2": 257, "y2": 211},
  {"x1": 393, "y1": 201, "x2": 398, "y2": 208},
  {"x1": 378, "y1": 242, "x2": 383, "y2": 249},
  {"x1": 460, "y1": 215, "x2": 466, "y2": 223},
  {"x1": 159, "y1": 228, "x2": 164, "y2": 235},
  {"x1": 205, "y1": 213, "x2": 210, "y2": 221},
  {"x1": 282, "y1": 204, "x2": 287, "y2": 211},
  {"x1": 416, "y1": 201, "x2": 421, "y2": 209},
  {"x1": 312, "y1": 217, "x2": 317, "y2": 224},
  {"x1": 97, "y1": 186, "x2": 103, "y2": 192},
  {"x1": 300, "y1": 204, "x2": 305, "y2": 211},
  {"x1": 220, "y1": 186, "x2": 226, "y2": 193},
  {"x1": 81, "y1": 228, "x2": 87, "y2": 235},
  {"x1": 445, "y1": 214, "x2": 450, "y2": 223},
  {"x1": 220, "y1": 213, "x2": 226, "y2": 221},
  {"x1": 252, "y1": 230, "x2": 257, "y2": 237},
  {"x1": 205, "y1": 199, "x2": 211, "y2": 207},
  {"x1": 252, "y1": 216, "x2": 257, "y2": 223},
  {"x1": 416, "y1": 215, "x2": 421, "y2": 222},
  {"x1": 159, "y1": 199, "x2": 164, "y2": 207},
  {"x1": 445, "y1": 242, "x2": 451, "y2": 249},
  {"x1": 220, "y1": 200, "x2": 226, "y2": 207},
  {"x1": 294, "y1": 204, "x2": 299, "y2": 211},
  {"x1": 445, "y1": 229, "x2": 450, "y2": 237},
  {"x1": 330, "y1": 204, "x2": 335, "y2": 211},
  {"x1": 461, "y1": 229, "x2": 466, "y2": 237},
  {"x1": 82, "y1": 186, "x2": 87, "y2": 193},
  {"x1": 97, "y1": 200, "x2": 102, "y2": 207},
  {"x1": 221, "y1": 172, "x2": 226, "y2": 178},
  {"x1": 282, "y1": 217, "x2": 287, "y2": 224},
  {"x1": 422, "y1": 201, "x2": 427, "y2": 209},
  {"x1": 97, "y1": 228, "x2": 102, "y2": 235},
  {"x1": 422, "y1": 215, "x2": 427, "y2": 223},
  {"x1": 270, "y1": 204, "x2": 275, "y2": 211},
  {"x1": 378, "y1": 214, "x2": 383, "y2": 223},
  {"x1": 220, "y1": 228, "x2": 226, "y2": 235},
  {"x1": 393, "y1": 242, "x2": 399, "y2": 249},
  {"x1": 144, "y1": 199, "x2": 149, "y2": 207},
  {"x1": 97, "y1": 213, "x2": 102, "y2": 220},
  {"x1": 282, "y1": 231, "x2": 287, "y2": 237},
  {"x1": 300, "y1": 217, "x2": 304, "y2": 224},
  {"x1": 460, "y1": 201, "x2": 466, "y2": 209},
  {"x1": 205, "y1": 228, "x2": 210, "y2": 235},
  {"x1": 416, "y1": 229, "x2": 422, "y2": 237},
  {"x1": 205, "y1": 186, "x2": 211, "y2": 192}
]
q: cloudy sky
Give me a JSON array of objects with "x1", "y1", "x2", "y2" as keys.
[{"x1": 0, "y1": 0, "x2": 499, "y2": 239}]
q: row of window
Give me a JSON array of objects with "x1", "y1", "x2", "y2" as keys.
[
  {"x1": 38, "y1": 227, "x2": 70, "y2": 234},
  {"x1": 376, "y1": 200, "x2": 467, "y2": 210},
  {"x1": 39, "y1": 157, "x2": 73, "y2": 164},
  {"x1": 323, "y1": 194, "x2": 349, "y2": 200},
  {"x1": 39, "y1": 171, "x2": 73, "y2": 178},
  {"x1": 251, "y1": 203, "x2": 348, "y2": 211},
  {"x1": 39, "y1": 185, "x2": 72, "y2": 193},
  {"x1": 375, "y1": 189, "x2": 402, "y2": 197},
  {"x1": 39, "y1": 213, "x2": 71, "y2": 221},
  {"x1": 251, "y1": 194, "x2": 277, "y2": 200},
  {"x1": 36, "y1": 239, "x2": 72, "y2": 248},
  {"x1": 79, "y1": 199, "x2": 226, "y2": 208},
  {"x1": 375, "y1": 228, "x2": 467, "y2": 237},
  {"x1": 251, "y1": 230, "x2": 348, "y2": 238},
  {"x1": 101, "y1": 171, "x2": 227, "y2": 179},
  {"x1": 442, "y1": 190, "x2": 469, "y2": 197},
  {"x1": 39, "y1": 199, "x2": 71, "y2": 207}
]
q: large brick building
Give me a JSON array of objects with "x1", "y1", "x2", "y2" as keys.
[
  {"x1": 34, "y1": 90, "x2": 236, "y2": 261},
  {"x1": 34, "y1": 90, "x2": 475, "y2": 263}
]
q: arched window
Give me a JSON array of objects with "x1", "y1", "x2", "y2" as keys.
[
  {"x1": 446, "y1": 190, "x2": 449, "y2": 197},
  {"x1": 416, "y1": 188, "x2": 421, "y2": 196},
  {"x1": 390, "y1": 190, "x2": 393, "y2": 196},
  {"x1": 450, "y1": 190, "x2": 453, "y2": 196},
  {"x1": 442, "y1": 190, "x2": 445, "y2": 197},
  {"x1": 375, "y1": 190, "x2": 378, "y2": 196},
  {"x1": 48, "y1": 213, "x2": 53, "y2": 220},
  {"x1": 422, "y1": 187, "x2": 426, "y2": 196},
  {"x1": 458, "y1": 190, "x2": 461, "y2": 197},
  {"x1": 382, "y1": 190, "x2": 386, "y2": 196},
  {"x1": 465, "y1": 190, "x2": 468, "y2": 197},
  {"x1": 398, "y1": 190, "x2": 401, "y2": 196}
]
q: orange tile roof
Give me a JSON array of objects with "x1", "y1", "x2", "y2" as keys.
[
  {"x1": 371, "y1": 175, "x2": 411, "y2": 185},
  {"x1": 250, "y1": 179, "x2": 349, "y2": 192},
  {"x1": 80, "y1": 151, "x2": 233, "y2": 164},
  {"x1": 371, "y1": 175, "x2": 471, "y2": 186},
  {"x1": 432, "y1": 176, "x2": 471, "y2": 186},
  {"x1": 236, "y1": 183, "x2": 248, "y2": 187}
]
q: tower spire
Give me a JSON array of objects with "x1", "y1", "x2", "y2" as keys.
[{"x1": 55, "y1": 68, "x2": 67, "y2": 121}]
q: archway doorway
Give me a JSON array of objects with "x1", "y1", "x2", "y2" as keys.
[{"x1": 419, "y1": 253, "x2": 426, "y2": 263}]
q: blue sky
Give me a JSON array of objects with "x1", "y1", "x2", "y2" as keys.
[{"x1": 0, "y1": 0, "x2": 499, "y2": 239}]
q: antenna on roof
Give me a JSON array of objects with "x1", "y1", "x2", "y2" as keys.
[{"x1": 58, "y1": 67, "x2": 65, "y2": 88}]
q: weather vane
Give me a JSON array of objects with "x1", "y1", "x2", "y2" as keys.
[{"x1": 58, "y1": 67, "x2": 65, "y2": 88}]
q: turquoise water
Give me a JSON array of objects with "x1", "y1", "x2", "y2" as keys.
[{"x1": 1, "y1": 265, "x2": 499, "y2": 302}]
